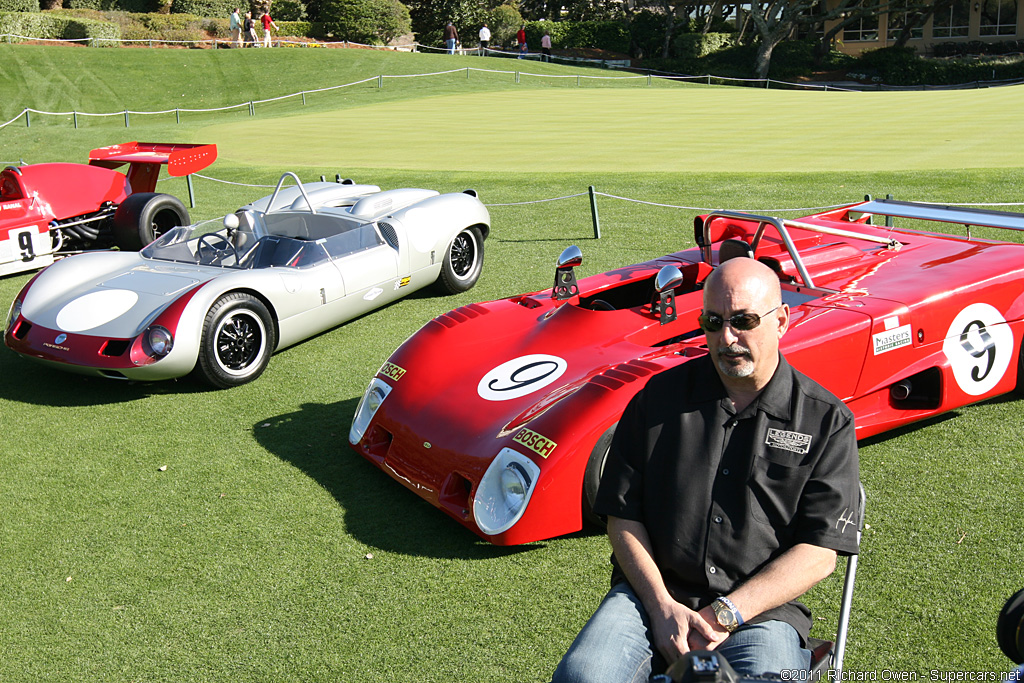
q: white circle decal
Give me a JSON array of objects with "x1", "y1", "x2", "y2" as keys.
[
  {"x1": 942, "y1": 302, "x2": 1013, "y2": 396},
  {"x1": 56, "y1": 289, "x2": 139, "y2": 332},
  {"x1": 477, "y1": 354, "x2": 568, "y2": 402}
]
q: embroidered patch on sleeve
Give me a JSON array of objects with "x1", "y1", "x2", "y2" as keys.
[{"x1": 765, "y1": 428, "x2": 812, "y2": 454}]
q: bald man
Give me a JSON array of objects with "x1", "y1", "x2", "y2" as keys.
[{"x1": 551, "y1": 258, "x2": 860, "y2": 682}]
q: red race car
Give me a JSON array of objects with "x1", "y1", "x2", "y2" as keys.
[
  {"x1": 349, "y1": 198, "x2": 1024, "y2": 545},
  {"x1": 0, "y1": 141, "x2": 216, "y2": 278}
]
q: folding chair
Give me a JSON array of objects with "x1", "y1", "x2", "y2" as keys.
[{"x1": 809, "y1": 482, "x2": 866, "y2": 676}]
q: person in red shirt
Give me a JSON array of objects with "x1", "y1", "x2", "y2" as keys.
[
  {"x1": 261, "y1": 11, "x2": 278, "y2": 48},
  {"x1": 516, "y1": 25, "x2": 527, "y2": 59}
]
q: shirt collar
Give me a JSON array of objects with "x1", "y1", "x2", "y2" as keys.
[{"x1": 688, "y1": 352, "x2": 793, "y2": 421}]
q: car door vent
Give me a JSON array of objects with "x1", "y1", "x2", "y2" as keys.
[{"x1": 377, "y1": 221, "x2": 399, "y2": 249}]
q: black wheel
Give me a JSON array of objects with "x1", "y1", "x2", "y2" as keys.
[
  {"x1": 196, "y1": 233, "x2": 238, "y2": 266},
  {"x1": 195, "y1": 293, "x2": 276, "y2": 389},
  {"x1": 435, "y1": 226, "x2": 484, "y2": 294},
  {"x1": 997, "y1": 588, "x2": 1024, "y2": 663},
  {"x1": 112, "y1": 192, "x2": 190, "y2": 251},
  {"x1": 582, "y1": 423, "x2": 617, "y2": 527}
]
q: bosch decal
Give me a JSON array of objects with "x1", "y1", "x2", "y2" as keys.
[
  {"x1": 512, "y1": 428, "x2": 558, "y2": 458},
  {"x1": 379, "y1": 361, "x2": 406, "y2": 381},
  {"x1": 477, "y1": 354, "x2": 568, "y2": 402},
  {"x1": 942, "y1": 302, "x2": 1013, "y2": 396}
]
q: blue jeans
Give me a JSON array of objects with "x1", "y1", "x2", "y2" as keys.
[
  {"x1": 550, "y1": 582, "x2": 811, "y2": 683},
  {"x1": 446, "y1": 38, "x2": 456, "y2": 54}
]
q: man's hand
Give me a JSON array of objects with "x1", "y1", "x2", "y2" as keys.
[{"x1": 650, "y1": 600, "x2": 728, "y2": 663}]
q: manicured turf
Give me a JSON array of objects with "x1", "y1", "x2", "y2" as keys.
[
  {"x1": 1, "y1": 43, "x2": 1023, "y2": 681},
  {"x1": 202, "y1": 85, "x2": 1024, "y2": 172}
]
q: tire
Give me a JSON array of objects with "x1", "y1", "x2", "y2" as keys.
[
  {"x1": 435, "y1": 226, "x2": 484, "y2": 294},
  {"x1": 195, "y1": 293, "x2": 276, "y2": 389},
  {"x1": 112, "y1": 192, "x2": 190, "y2": 251},
  {"x1": 582, "y1": 423, "x2": 617, "y2": 527}
]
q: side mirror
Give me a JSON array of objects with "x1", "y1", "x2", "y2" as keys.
[
  {"x1": 653, "y1": 265, "x2": 683, "y2": 325},
  {"x1": 223, "y1": 213, "x2": 240, "y2": 230},
  {"x1": 552, "y1": 246, "x2": 582, "y2": 300}
]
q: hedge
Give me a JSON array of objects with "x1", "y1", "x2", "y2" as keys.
[
  {"x1": 0, "y1": 0, "x2": 37, "y2": 13},
  {"x1": 170, "y1": 0, "x2": 234, "y2": 19},
  {"x1": 525, "y1": 19, "x2": 630, "y2": 54},
  {"x1": 0, "y1": 11, "x2": 120, "y2": 44},
  {"x1": 65, "y1": 0, "x2": 160, "y2": 12},
  {"x1": 673, "y1": 32, "x2": 734, "y2": 59}
]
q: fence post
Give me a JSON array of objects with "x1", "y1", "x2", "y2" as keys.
[
  {"x1": 378, "y1": 74, "x2": 383, "y2": 88},
  {"x1": 124, "y1": 110, "x2": 130, "y2": 127},
  {"x1": 466, "y1": 66, "x2": 470, "y2": 79},
  {"x1": 301, "y1": 92, "x2": 306, "y2": 105},
  {"x1": 515, "y1": 71, "x2": 520, "y2": 84},
  {"x1": 249, "y1": 101, "x2": 254, "y2": 116},
  {"x1": 589, "y1": 186, "x2": 601, "y2": 239},
  {"x1": 25, "y1": 110, "x2": 30, "y2": 127},
  {"x1": 186, "y1": 174, "x2": 196, "y2": 208},
  {"x1": 885, "y1": 194, "x2": 894, "y2": 227},
  {"x1": 175, "y1": 108, "x2": 180, "y2": 124},
  {"x1": 73, "y1": 111, "x2": 78, "y2": 129}
]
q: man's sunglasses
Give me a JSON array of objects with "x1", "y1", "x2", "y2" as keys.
[{"x1": 697, "y1": 306, "x2": 780, "y2": 333}]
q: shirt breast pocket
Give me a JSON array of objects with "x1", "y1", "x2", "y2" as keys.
[{"x1": 748, "y1": 448, "x2": 813, "y2": 527}]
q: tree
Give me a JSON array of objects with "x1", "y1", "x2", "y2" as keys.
[
  {"x1": 320, "y1": 0, "x2": 411, "y2": 44},
  {"x1": 405, "y1": 0, "x2": 498, "y2": 46}
]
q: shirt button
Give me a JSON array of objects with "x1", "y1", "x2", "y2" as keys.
[
  {"x1": 714, "y1": 516, "x2": 723, "y2": 524},
  {"x1": 722, "y1": 468, "x2": 730, "y2": 475},
  {"x1": 709, "y1": 566, "x2": 717, "y2": 574}
]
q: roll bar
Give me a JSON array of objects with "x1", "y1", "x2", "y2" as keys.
[{"x1": 266, "y1": 172, "x2": 317, "y2": 215}]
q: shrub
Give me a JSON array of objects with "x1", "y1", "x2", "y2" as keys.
[
  {"x1": 0, "y1": 10, "x2": 120, "y2": 44},
  {"x1": 672, "y1": 32, "x2": 734, "y2": 59},
  {"x1": 271, "y1": 0, "x2": 305, "y2": 21},
  {"x1": 488, "y1": 4, "x2": 520, "y2": 47},
  {"x1": 317, "y1": 0, "x2": 406, "y2": 44},
  {"x1": 526, "y1": 19, "x2": 630, "y2": 54},
  {"x1": 0, "y1": 0, "x2": 37, "y2": 12},
  {"x1": 170, "y1": 0, "x2": 234, "y2": 19},
  {"x1": 277, "y1": 19, "x2": 312, "y2": 36},
  {"x1": 64, "y1": 0, "x2": 160, "y2": 12},
  {"x1": 767, "y1": 38, "x2": 816, "y2": 79}
]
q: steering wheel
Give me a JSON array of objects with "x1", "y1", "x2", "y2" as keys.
[{"x1": 197, "y1": 233, "x2": 238, "y2": 266}]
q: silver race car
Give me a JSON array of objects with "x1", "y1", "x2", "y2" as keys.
[{"x1": 5, "y1": 174, "x2": 490, "y2": 388}]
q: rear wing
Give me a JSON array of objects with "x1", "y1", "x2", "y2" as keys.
[
  {"x1": 695, "y1": 199, "x2": 1024, "y2": 290},
  {"x1": 88, "y1": 142, "x2": 217, "y2": 194}
]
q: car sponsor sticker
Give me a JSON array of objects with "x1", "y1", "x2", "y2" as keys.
[
  {"x1": 379, "y1": 361, "x2": 406, "y2": 382},
  {"x1": 394, "y1": 276, "x2": 411, "y2": 290},
  {"x1": 942, "y1": 302, "x2": 1013, "y2": 396},
  {"x1": 765, "y1": 428, "x2": 812, "y2": 455},
  {"x1": 512, "y1": 428, "x2": 557, "y2": 458},
  {"x1": 873, "y1": 319, "x2": 912, "y2": 355},
  {"x1": 477, "y1": 354, "x2": 568, "y2": 402},
  {"x1": 363, "y1": 287, "x2": 384, "y2": 301}
]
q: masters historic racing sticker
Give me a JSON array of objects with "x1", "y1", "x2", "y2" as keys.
[
  {"x1": 477, "y1": 354, "x2": 568, "y2": 402},
  {"x1": 872, "y1": 316, "x2": 912, "y2": 355},
  {"x1": 942, "y1": 302, "x2": 1013, "y2": 396}
]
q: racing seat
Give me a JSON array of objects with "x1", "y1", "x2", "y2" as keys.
[
  {"x1": 718, "y1": 238, "x2": 754, "y2": 263},
  {"x1": 808, "y1": 482, "x2": 866, "y2": 676}
]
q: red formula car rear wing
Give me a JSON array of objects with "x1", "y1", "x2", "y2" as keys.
[{"x1": 88, "y1": 142, "x2": 218, "y2": 194}]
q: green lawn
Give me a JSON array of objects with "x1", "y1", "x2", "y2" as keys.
[{"x1": 1, "y1": 44, "x2": 1023, "y2": 681}]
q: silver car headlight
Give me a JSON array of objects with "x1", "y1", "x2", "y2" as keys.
[
  {"x1": 473, "y1": 448, "x2": 542, "y2": 536},
  {"x1": 142, "y1": 325, "x2": 174, "y2": 357},
  {"x1": 6, "y1": 298, "x2": 22, "y2": 331},
  {"x1": 349, "y1": 377, "x2": 392, "y2": 444}
]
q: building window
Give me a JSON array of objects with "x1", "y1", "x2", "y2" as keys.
[
  {"x1": 886, "y1": 0, "x2": 926, "y2": 40},
  {"x1": 844, "y1": 12, "x2": 879, "y2": 41},
  {"x1": 980, "y1": 0, "x2": 1017, "y2": 35},
  {"x1": 933, "y1": 0, "x2": 971, "y2": 37}
]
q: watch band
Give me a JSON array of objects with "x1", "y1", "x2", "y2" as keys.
[{"x1": 712, "y1": 597, "x2": 744, "y2": 632}]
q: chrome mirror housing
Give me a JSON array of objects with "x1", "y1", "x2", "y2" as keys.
[
  {"x1": 655, "y1": 265, "x2": 684, "y2": 293},
  {"x1": 552, "y1": 246, "x2": 582, "y2": 300},
  {"x1": 556, "y1": 245, "x2": 583, "y2": 269}
]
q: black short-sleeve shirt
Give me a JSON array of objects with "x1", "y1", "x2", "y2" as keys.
[{"x1": 593, "y1": 353, "x2": 860, "y2": 643}]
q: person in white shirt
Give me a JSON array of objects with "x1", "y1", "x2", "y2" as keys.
[{"x1": 478, "y1": 24, "x2": 491, "y2": 55}]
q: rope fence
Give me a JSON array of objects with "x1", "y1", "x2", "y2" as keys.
[{"x1": 0, "y1": 58, "x2": 871, "y2": 132}]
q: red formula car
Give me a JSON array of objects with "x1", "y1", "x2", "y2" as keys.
[
  {"x1": 0, "y1": 142, "x2": 216, "y2": 278},
  {"x1": 349, "y1": 198, "x2": 1024, "y2": 545}
]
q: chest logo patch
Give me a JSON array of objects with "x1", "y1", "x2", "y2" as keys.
[{"x1": 765, "y1": 428, "x2": 812, "y2": 454}]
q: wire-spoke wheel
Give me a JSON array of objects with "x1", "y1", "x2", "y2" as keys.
[{"x1": 436, "y1": 227, "x2": 484, "y2": 294}]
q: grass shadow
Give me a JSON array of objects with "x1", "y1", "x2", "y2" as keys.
[{"x1": 254, "y1": 398, "x2": 541, "y2": 560}]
